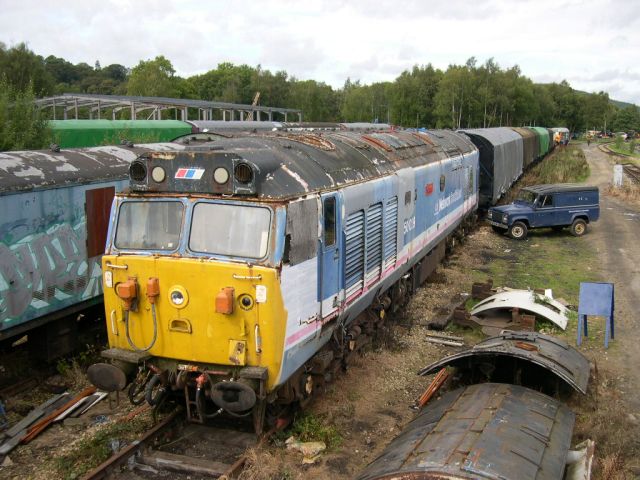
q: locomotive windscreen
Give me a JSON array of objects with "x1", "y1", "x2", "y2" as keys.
[
  {"x1": 115, "y1": 201, "x2": 183, "y2": 251},
  {"x1": 189, "y1": 203, "x2": 271, "y2": 259}
]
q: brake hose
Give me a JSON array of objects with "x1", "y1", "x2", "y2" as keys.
[{"x1": 124, "y1": 304, "x2": 158, "y2": 352}]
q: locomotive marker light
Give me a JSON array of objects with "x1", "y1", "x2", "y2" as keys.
[
  {"x1": 213, "y1": 167, "x2": 230, "y2": 184},
  {"x1": 151, "y1": 166, "x2": 166, "y2": 183}
]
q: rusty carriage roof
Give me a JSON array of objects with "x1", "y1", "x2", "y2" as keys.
[
  {"x1": 135, "y1": 129, "x2": 473, "y2": 200},
  {"x1": 0, "y1": 143, "x2": 185, "y2": 195}
]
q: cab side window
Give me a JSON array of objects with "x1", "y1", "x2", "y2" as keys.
[
  {"x1": 540, "y1": 195, "x2": 554, "y2": 207},
  {"x1": 323, "y1": 197, "x2": 336, "y2": 247}
]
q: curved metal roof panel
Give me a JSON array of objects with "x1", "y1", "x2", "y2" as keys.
[
  {"x1": 418, "y1": 331, "x2": 590, "y2": 394},
  {"x1": 357, "y1": 382, "x2": 575, "y2": 480}
]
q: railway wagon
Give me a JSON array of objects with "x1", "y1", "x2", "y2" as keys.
[
  {"x1": 458, "y1": 127, "x2": 524, "y2": 206},
  {"x1": 511, "y1": 127, "x2": 538, "y2": 168},
  {"x1": 527, "y1": 126, "x2": 552, "y2": 158},
  {"x1": 0, "y1": 143, "x2": 185, "y2": 357},
  {"x1": 97, "y1": 129, "x2": 479, "y2": 431},
  {"x1": 49, "y1": 120, "x2": 193, "y2": 148}
]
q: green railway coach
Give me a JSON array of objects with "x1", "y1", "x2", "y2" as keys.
[{"x1": 49, "y1": 120, "x2": 193, "y2": 148}]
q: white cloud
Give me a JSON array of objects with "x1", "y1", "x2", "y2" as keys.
[{"x1": 0, "y1": 0, "x2": 638, "y2": 104}]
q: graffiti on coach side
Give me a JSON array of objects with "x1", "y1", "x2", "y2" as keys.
[{"x1": 0, "y1": 221, "x2": 103, "y2": 326}]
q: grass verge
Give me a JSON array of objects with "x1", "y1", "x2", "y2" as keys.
[{"x1": 503, "y1": 145, "x2": 590, "y2": 203}]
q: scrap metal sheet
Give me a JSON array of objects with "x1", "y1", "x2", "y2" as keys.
[
  {"x1": 357, "y1": 383, "x2": 575, "y2": 480},
  {"x1": 418, "y1": 331, "x2": 590, "y2": 394}
]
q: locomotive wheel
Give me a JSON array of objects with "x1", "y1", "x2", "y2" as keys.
[
  {"x1": 570, "y1": 219, "x2": 587, "y2": 236},
  {"x1": 508, "y1": 221, "x2": 528, "y2": 240}
]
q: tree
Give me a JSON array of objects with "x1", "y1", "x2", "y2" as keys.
[
  {"x1": 0, "y1": 43, "x2": 53, "y2": 95},
  {"x1": 0, "y1": 78, "x2": 50, "y2": 151},
  {"x1": 612, "y1": 105, "x2": 640, "y2": 132},
  {"x1": 127, "y1": 56, "x2": 179, "y2": 97}
]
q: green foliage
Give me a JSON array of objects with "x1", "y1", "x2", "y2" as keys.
[
  {"x1": 127, "y1": 55, "x2": 178, "y2": 98},
  {"x1": 530, "y1": 146, "x2": 590, "y2": 184},
  {"x1": 280, "y1": 413, "x2": 342, "y2": 449},
  {"x1": 0, "y1": 78, "x2": 50, "y2": 150},
  {"x1": 0, "y1": 43, "x2": 636, "y2": 128},
  {"x1": 615, "y1": 134, "x2": 624, "y2": 150},
  {"x1": 0, "y1": 42, "x2": 54, "y2": 95},
  {"x1": 629, "y1": 139, "x2": 636, "y2": 155}
]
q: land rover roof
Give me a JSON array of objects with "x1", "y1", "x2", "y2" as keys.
[{"x1": 524, "y1": 183, "x2": 599, "y2": 195}]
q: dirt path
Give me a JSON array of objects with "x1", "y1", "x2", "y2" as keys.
[{"x1": 582, "y1": 144, "x2": 640, "y2": 411}]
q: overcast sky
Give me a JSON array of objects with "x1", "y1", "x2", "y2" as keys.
[{"x1": 1, "y1": 0, "x2": 638, "y2": 104}]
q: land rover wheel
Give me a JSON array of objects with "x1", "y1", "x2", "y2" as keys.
[
  {"x1": 508, "y1": 221, "x2": 528, "y2": 240},
  {"x1": 571, "y1": 219, "x2": 587, "y2": 236}
]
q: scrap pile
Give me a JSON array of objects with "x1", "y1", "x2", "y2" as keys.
[
  {"x1": 0, "y1": 386, "x2": 107, "y2": 461},
  {"x1": 448, "y1": 279, "x2": 571, "y2": 336}
]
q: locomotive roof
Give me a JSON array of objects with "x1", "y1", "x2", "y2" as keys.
[
  {"x1": 131, "y1": 129, "x2": 477, "y2": 200},
  {"x1": 0, "y1": 143, "x2": 184, "y2": 195}
]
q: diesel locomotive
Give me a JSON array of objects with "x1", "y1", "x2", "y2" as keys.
[{"x1": 95, "y1": 128, "x2": 480, "y2": 432}]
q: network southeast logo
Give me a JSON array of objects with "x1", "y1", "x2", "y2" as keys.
[{"x1": 175, "y1": 168, "x2": 205, "y2": 179}]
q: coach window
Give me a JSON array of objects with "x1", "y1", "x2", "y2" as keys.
[
  {"x1": 323, "y1": 197, "x2": 336, "y2": 247},
  {"x1": 440, "y1": 174, "x2": 446, "y2": 192}
]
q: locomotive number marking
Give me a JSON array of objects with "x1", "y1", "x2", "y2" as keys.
[{"x1": 403, "y1": 216, "x2": 416, "y2": 235}]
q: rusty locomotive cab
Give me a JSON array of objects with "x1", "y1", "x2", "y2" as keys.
[{"x1": 128, "y1": 149, "x2": 257, "y2": 196}]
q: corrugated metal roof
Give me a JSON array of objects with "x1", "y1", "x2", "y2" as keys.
[
  {"x1": 418, "y1": 331, "x2": 590, "y2": 394},
  {"x1": 357, "y1": 383, "x2": 575, "y2": 480}
]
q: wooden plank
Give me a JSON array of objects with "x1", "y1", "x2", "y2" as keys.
[{"x1": 138, "y1": 450, "x2": 231, "y2": 477}]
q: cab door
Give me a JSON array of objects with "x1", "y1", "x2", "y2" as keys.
[
  {"x1": 534, "y1": 194, "x2": 557, "y2": 226},
  {"x1": 319, "y1": 193, "x2": 342, "y2": 319}
]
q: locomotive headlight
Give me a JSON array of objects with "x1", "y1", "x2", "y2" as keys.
[
  {"x1": 151, "y1": 166, "x2": 166, "y2": 183},
  {"x1": 213, "y1": 167, "x2": 230, "y2": 184},
  {"x1": 171, "y1": 291, "x2": 184, "y2": 305},
  {"x1": 168, "y1": 285, "x2": 189, "y2": 308}
]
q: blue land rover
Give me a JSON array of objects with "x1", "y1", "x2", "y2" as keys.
[{"x1": 488, "y1": 184, "x2": 599, "y2": 239}]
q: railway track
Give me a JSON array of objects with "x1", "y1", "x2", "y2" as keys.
[
  {"x1": 623, "y1": 163, "x2": 640, "y2": 184},
  {"x1": 82, "y1": 409, "x2": 276, "y2": 479}
]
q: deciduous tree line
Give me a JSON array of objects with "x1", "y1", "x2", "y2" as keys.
[{"x1": 1, "y1": 43, "x2": 638, "y2": 151}]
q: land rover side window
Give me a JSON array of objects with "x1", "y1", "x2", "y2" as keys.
[
  {"x1": 115, "y1": 201, "x2": 183, "y2": 250},
  {"x1": 189, "y1": 203, "x2": 271, "y2": 258},
  {"x1": 323, "y1": 197, "x2": 336, "y2": 247},
  {"x1": 540, "y1": 195, "x2": 554, "y2": 207}
]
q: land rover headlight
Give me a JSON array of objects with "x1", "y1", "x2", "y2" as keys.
[
  {"x1": 502, "y1": 214, "x2": 508, "y2": 223},
  {"x1": 488, "y1": 210, "x2": 493, "y2": 219}
]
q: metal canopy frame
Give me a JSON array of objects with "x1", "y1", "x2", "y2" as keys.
[{"x1": 35, "y1": 93, "x2": 303, "y2": 122}]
